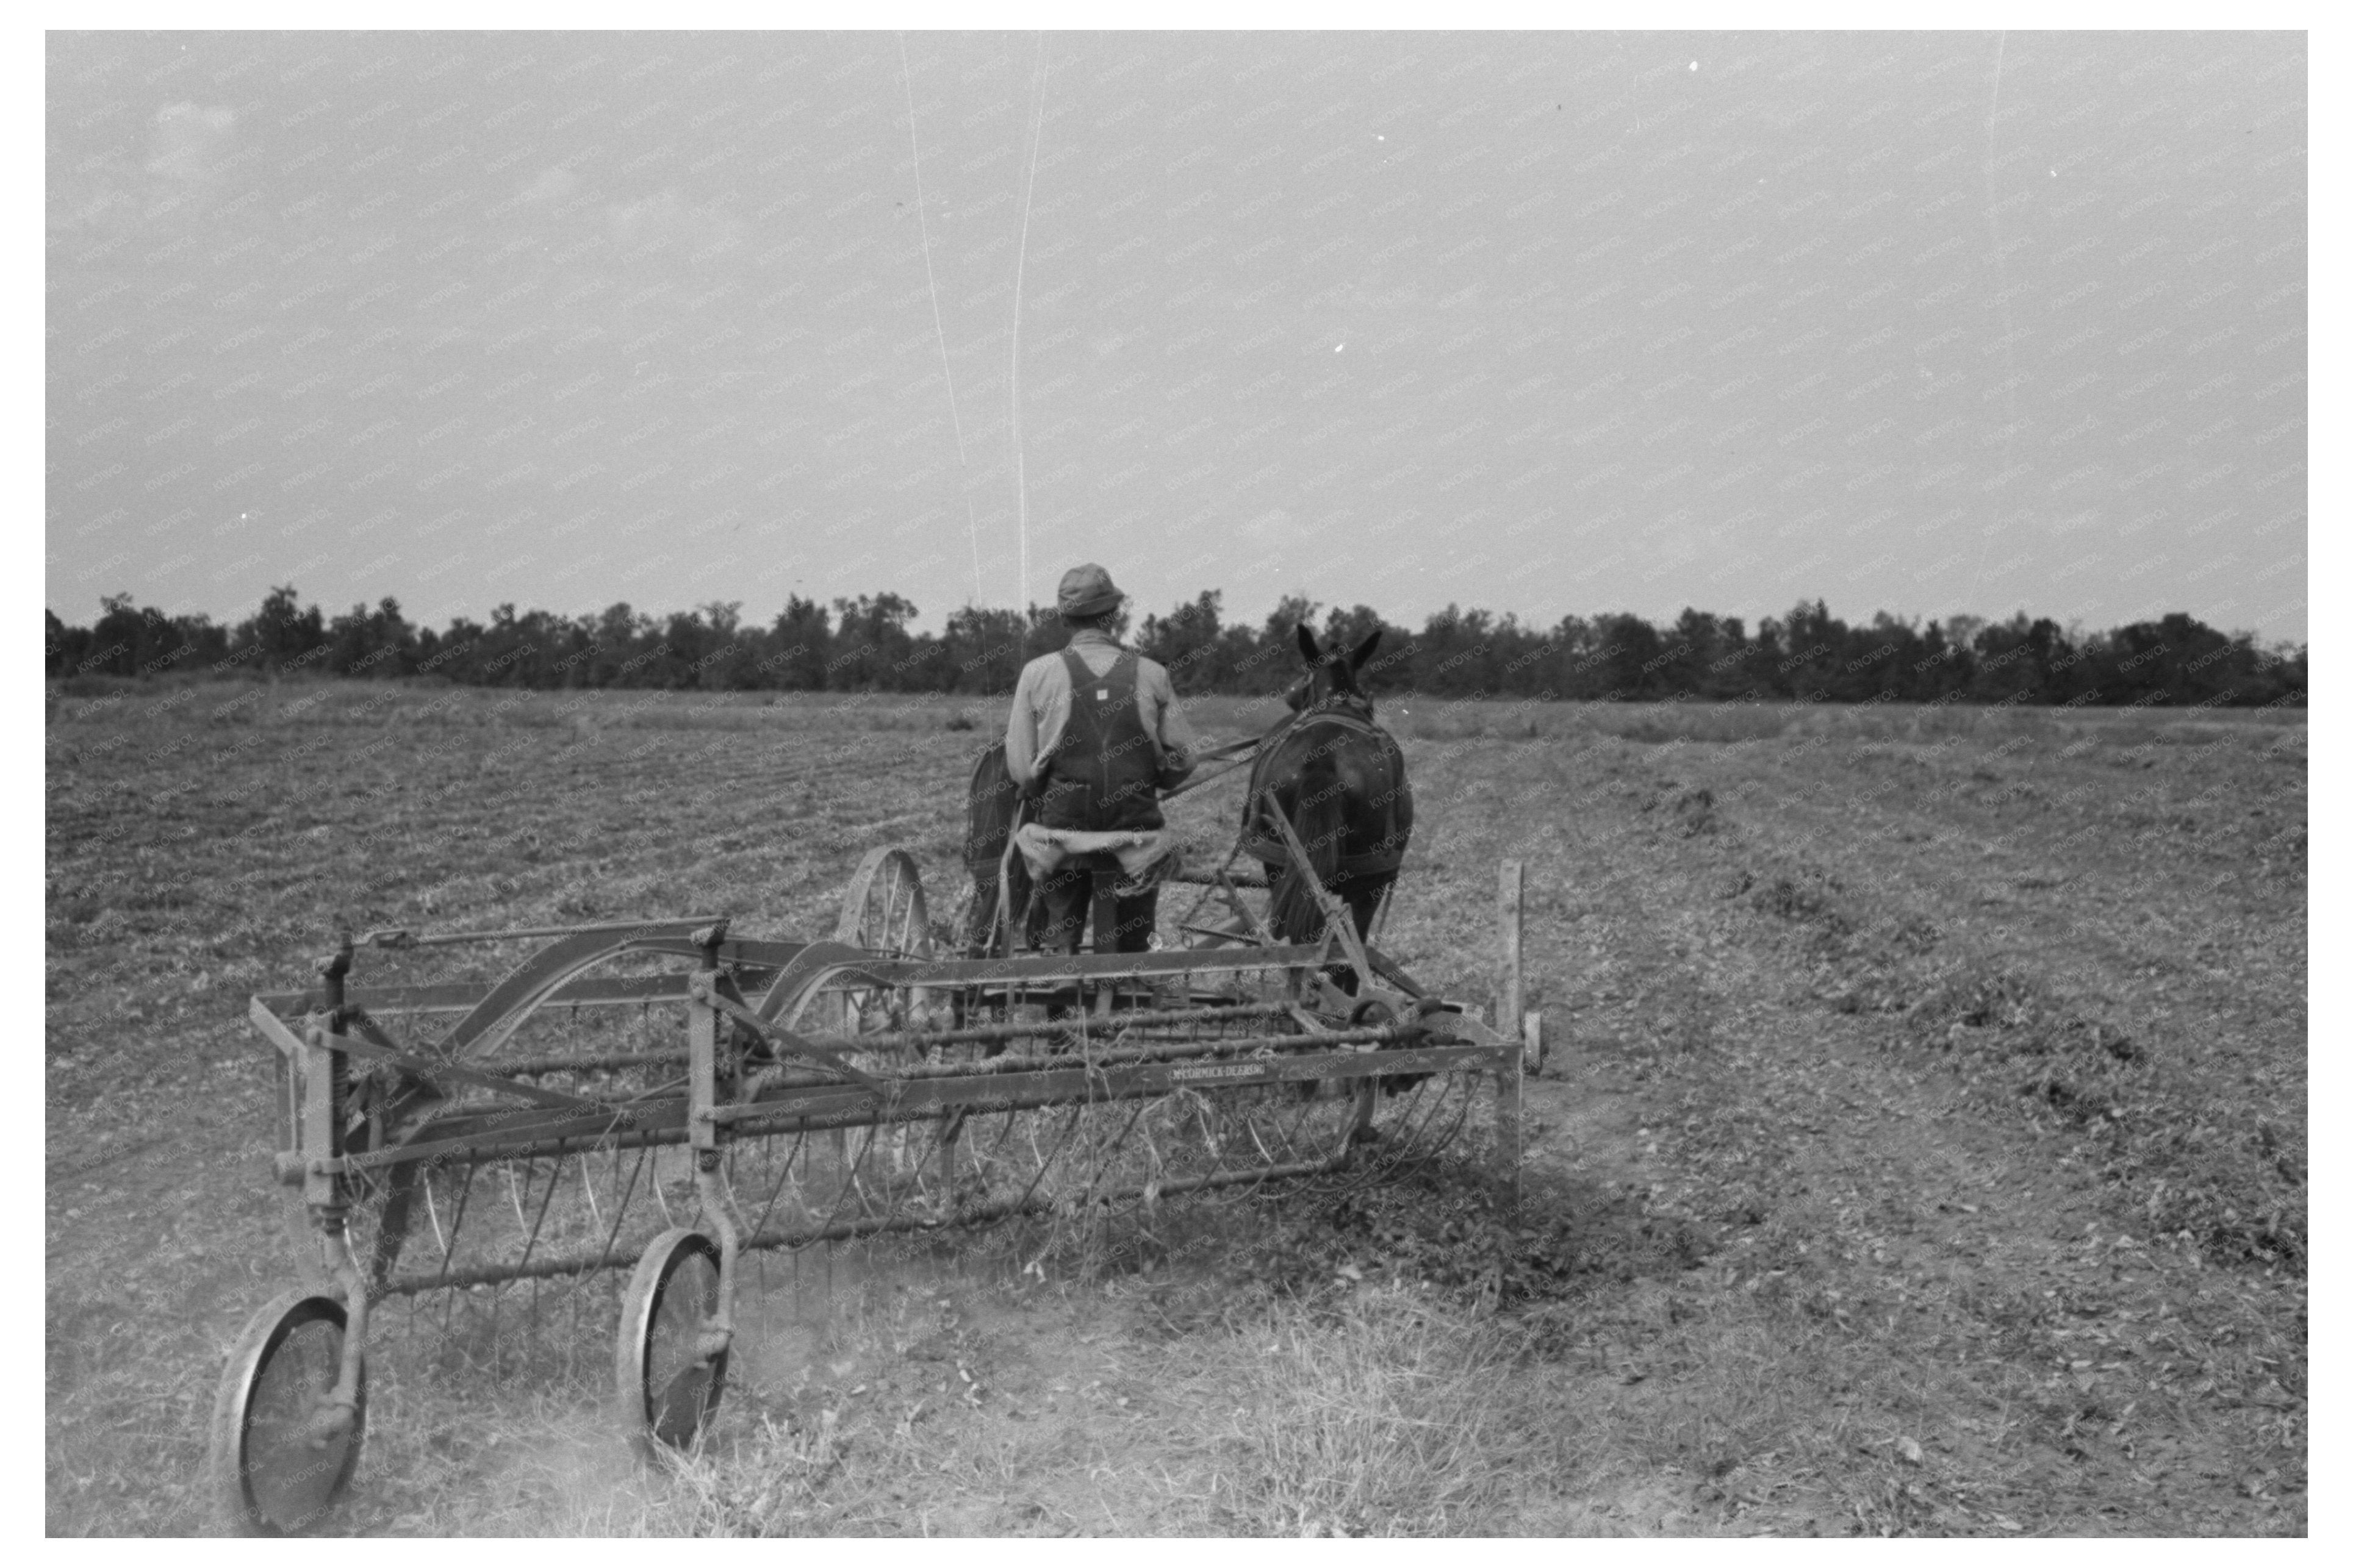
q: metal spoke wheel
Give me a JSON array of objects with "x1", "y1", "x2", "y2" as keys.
[
  {"x1": 821, "y1": 848, "x2": 941, "y2": 1044},
  {"x1": 835, "y1": 847, "x2": 931, "y2": 954},
  {"x1": 615, "y1": 1228, "x2": 728, "y2": 1456},
  {"x1": 209, "y1": 1291, "x2": 365, "y2": 1536}
]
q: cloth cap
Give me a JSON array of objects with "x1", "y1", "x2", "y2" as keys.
[{"x1": 1057, "y1": 563, "x2": 1123, "y2": 617}]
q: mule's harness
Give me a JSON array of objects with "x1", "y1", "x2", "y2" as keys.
[{"x1": 1233, "y1": 700, "x2": 1408, "y2": 879}]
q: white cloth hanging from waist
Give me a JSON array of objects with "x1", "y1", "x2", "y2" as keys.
[{"x1": 1013, "y1": 823, "x2": 1180, "y2": 892}]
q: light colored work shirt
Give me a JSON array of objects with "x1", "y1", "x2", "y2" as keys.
[{"x1": 1004, "y1": 628, "x2": 1199, "y2": 790}]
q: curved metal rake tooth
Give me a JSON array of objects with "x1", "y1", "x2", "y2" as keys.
[
  {"x1": 652, "y1": 1145, "x2": 676, "y2": 1230},
  {"x1": 1246, "y1": 1114, "x2": 1277, "y2": 1170},
  {"x1": 424, "y1": 1167, "x2": 448, "y2": 1259},
  {"x1": 741, "y1": 1126, "x2": 809, "y2": 1244},
  {"x1": 1078, "y1": 1100, "x2": 1152, "y2": 1208},
  {"x1": 969, "y1": 1106, "x2": 1022, "y2": 1197},
  {"x1": 514, "y1": 1156, "x2": 562, "y2": 1276},
  {"x1": 1382, "y1": 1076, "x2": 1473, "y2": 1189},
  {"x1": 1193, "y1": 1095, "x2": 1223, "y2": 1161}
]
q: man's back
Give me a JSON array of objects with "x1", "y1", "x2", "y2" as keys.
[{"x1": 1004, "y1": 627, "x2": 1196, "y2": 793}]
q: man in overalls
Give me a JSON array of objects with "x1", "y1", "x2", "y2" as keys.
[{"x1": 1004, "y1": 564, "x2": 1199, "y2": 953}]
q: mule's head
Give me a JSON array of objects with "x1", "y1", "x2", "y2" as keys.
[{"x1": 1285, "y1": 623, "x2": 1382, "y2": 714}]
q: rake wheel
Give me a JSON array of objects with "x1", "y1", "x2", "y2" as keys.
[
  {"x1": 616, "y1": 1227, "x2": 728, "y2": 1456},
  {"x1": 209, "y1": 1290, "x2": 365, "y2": 1536},
  {"x1": 814, "y1": 847, "x2": 941, "y2": 1046}
]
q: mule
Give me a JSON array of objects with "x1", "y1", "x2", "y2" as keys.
[{"x1": 1244, "y1": 625, "x2": 1413, "y2": 954}]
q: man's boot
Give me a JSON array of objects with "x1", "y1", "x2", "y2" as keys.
[
  {"x1": 1112, "y1": 886, "x2": 1170, "y2": 1009},
  {"x1": 1112, "y1": 886, "x2": 1160, "y2": 954}
]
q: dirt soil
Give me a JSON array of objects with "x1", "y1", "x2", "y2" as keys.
[{"x1": 45, "y1": 688, "x2": 2305, "y2": 1535}]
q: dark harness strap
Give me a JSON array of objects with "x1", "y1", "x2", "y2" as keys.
[{"x1": 1240, "y1": 707, "x2": 1408, "y2": 878}]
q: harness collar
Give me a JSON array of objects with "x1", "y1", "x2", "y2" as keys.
[
  {"x1": 1285, "y1": 693, "x2": 1379, "y2": 732},
  {"x1": 1245, "y1": 701, "x2": 1394, "y2": 796}
]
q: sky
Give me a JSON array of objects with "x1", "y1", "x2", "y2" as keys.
[{"x1": 45, "y1": 30, "x2": 2308, "y2": 643}]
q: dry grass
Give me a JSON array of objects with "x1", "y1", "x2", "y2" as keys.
[
  {"x1": 372, "y1": 1243, "x2": 2059, "y2": 1538},
  {"x1": 1165, "y1": 1286, "x2": 1528, "y2": 1536}
]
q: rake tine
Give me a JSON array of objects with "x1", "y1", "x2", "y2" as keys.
[
  {"x1": 580, "y1": 1152, "x2": 601, "y2": 1233},
  {"x1": 516, "y1": 1155, "x2": 562, "y2": 1273},
  {"x1": 1004, "y1": 1104, "x2": 1087, "y2": 1226},
  {"x1": 1073, "y1": 1099, "x2": 1152, "y2": 1214},
  {"x1": 792, "y1": 1112, "x2": 886, "y2": 1248},
  {"x1": 1385, "y1": 1079, "x2": 1472, "y2": 1189},
  {"x1": 423, "y1": 1170, "x2": 447, "y2": 1261},
  {"x1": 652, "y1": 1144, "x2": 676, "y2": 1230},
  {"x1": 845, "y1": 1123, "x2": 886, "y2": 1223},
  {"x1": 590, "y1": 1147, "x2": 648, "y2": 1273},
  {"x1": 745, "y1": 1128, "x2": 808, "y2": 1242},
  {"x1": 439, "y1": 1163, "x2": 478, "y2": 1284}
]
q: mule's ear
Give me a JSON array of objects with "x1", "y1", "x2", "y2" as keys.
[
  {"x1": 1348, "y1": 628, "x2": 1382, "y2": 671},
  {"x1": 1295, "y1": 622, "x2": 1321, "y2": 664}
]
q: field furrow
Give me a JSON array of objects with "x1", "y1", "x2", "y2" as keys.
[{"x1": 45, "y1": 689, "x2": 2304, "y2": 1535}]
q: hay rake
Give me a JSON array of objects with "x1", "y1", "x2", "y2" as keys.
[{"x1": 207, "y1": 845, "x2": 1532, "y2": 1536}]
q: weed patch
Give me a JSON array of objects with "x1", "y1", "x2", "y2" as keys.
[
  {"x1": 1751, "y1": 868, "x2": 1847, "y2": 931},
  {"x1": 1897, "y1": 964, "x2": 2302, "y2": 1269},
  {"x1": 1196, "y1": 1287, "x2": 1529, "y2": 1535},
  {"x1": 1212, "y1": 1162, "x2": 1714, "y2": 1320}
]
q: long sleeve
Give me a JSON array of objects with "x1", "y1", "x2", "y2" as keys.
[
  {"x1": 1004, "y1": 660, "x2": 1044, "y2": 786},
  {"x1": 1005, "y1": 654, "x2": 1074, "y2": 786}
]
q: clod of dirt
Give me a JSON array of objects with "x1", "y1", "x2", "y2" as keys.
[
  {"x1": 1750, "y1": 870, "x2": 1845, "y2": 928},
  {"x1": 1673, "y1": 788, "x2": 1719, "y2": 837}
]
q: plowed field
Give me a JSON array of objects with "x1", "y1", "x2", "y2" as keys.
[{"x1": 46, "y1": 685, "x2": 2306, "y2": 1535}]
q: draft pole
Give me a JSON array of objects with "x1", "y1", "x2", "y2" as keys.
[
  {"x1": 1493, "y1": 860, "x2": 1526, "y2": 1214},
  {"x1": 1497, "y1": 859, "x2": 1524, "y2": 1040}
]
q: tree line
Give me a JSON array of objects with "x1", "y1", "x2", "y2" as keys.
[{"x1": 46, "y1": 585, "x2": 2307, "y2": 709}]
